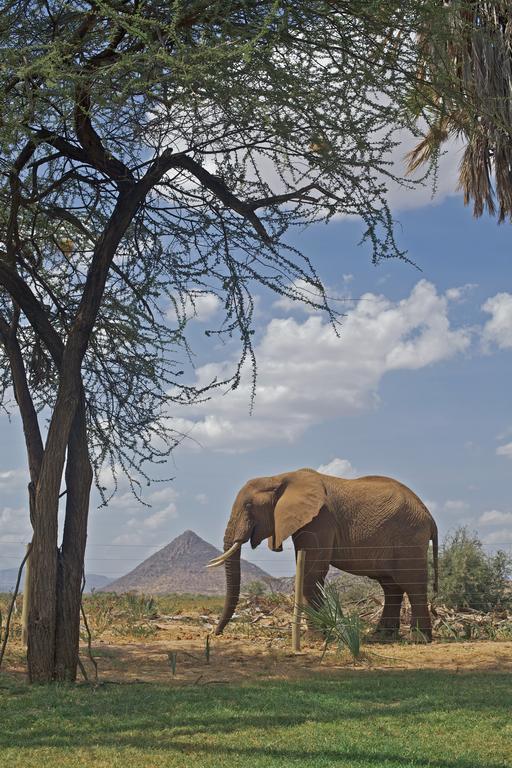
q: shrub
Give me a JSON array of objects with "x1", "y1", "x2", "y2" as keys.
[
  {"x1": 82, "y1": 592, "x2": 158, "y2": 637},
  {"x1": 438, "y1": 527, "x2": 512, "y2": 611},
  {"x1": 244, "y1": 580, "x2": 268, "y2": 598}
]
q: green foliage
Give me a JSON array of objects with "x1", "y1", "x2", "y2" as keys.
[
  {"x1": 244, "y1": 580, "x2": 268, "y2": 598},
  {"x1": 303, "y1": 581, "x2": 363, "y2": 660},
  {"x1": 1, "y1": 672, "x2": 511, "y2": 767},
  {"x1": 0, "y1": 1, "x2": 455, "y2": 493},
  {"x1": 438, "y1": 527, "x2": 512, "y2": 612}
]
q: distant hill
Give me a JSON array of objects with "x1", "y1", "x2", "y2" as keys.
[
  {"x1": 0, "y1": 569, "x2": 110, "y2": 594},
  {"x1": 101, "y1": 529, "x2": 280, "y2": 595},
  {"x1": 82, "y1": 574, "x2": 112, "y2": 592}
]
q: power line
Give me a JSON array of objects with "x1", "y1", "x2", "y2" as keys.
[{"x1": 1, "y1": 540, "x2": 511, "y2": 549}]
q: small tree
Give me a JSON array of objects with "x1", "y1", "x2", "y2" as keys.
[
  {"x1": 244, "y1": 580, "x2": 268, "y2": 598},
  {"x1": 438, "y1": 528, "x2": 512, "y2": 612}
]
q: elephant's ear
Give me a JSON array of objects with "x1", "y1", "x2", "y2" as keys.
[{"x1": 273, "y1": 471, "x2": 327, "y2": 550}]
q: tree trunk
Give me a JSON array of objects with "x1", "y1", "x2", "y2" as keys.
[
  {"x1": 26, "y1": 512, "x2": 59, "y2": 683},
  {"x1": 27, "y1": 378, "x2": 81, "y2": 682},
  {"x1": 54, "y1": 393, "x2": 92, "y2": 682}
]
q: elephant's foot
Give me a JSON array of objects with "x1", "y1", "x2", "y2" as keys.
[
  {"x1": 367, "y1": 626, "x2": 400, "y2": 644},
  {"x1": 409, "y1": 626, "x2": 432, "y2": 643}
]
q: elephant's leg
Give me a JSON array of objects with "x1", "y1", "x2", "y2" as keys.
[
  {"x1": 293, "y1": 532, "x2": 330, "y2": 633},
  {"x1": 403, "y1": 576, "x2": 432, "y2": 642},
  {"x1": 373, "y1": 580, "x2": 404, "y2": 641}
]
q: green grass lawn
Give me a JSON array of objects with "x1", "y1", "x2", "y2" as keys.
[{"x1": 1, "y1": 671, "x2": 510, "y2": 768}]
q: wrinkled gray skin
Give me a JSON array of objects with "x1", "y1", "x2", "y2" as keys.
[{"x1": 216, "y1": 469, "x2": 438, "y2": 641}]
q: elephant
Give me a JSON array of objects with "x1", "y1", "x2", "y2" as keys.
[{"x1": 208, "y1": 468, "x2": 438, "y2": 641}]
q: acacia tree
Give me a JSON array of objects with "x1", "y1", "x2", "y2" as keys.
[{"x1": 0, "y1": 0, "x2": 446, "y2": 682}]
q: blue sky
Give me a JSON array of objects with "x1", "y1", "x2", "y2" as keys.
[{"x1": 1, "y1": 154, "x2": 512, "y2": 581}]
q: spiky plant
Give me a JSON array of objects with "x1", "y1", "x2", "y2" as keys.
[{"x1": 303, "y1": 582, "x2": 362, "y2": 661}]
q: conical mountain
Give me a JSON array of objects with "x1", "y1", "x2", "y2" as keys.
[{"x1": 102, "y1": 530, "x2": 279, "y2": 594}]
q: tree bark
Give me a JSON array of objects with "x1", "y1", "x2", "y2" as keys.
[
  {"x1": 54, "y1": 392, "x2": 92, "y2": 681},
  {"x1": 27, "y1": 372, "x2": 81, "y2": 682}
]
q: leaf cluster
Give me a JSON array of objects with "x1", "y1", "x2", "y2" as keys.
[
  {"x1": 438, "y1": 527, "x2": 512, "y2": 611},
  {"x1": 0, "y1": 1, "x2": 448, "y2": 493}
]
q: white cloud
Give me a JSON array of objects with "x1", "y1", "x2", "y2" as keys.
[
  {"x1": 169, "y1": 280, "x2": 471, "y2": 451},
  {"x1": 0, "y1": 468, "x2": 27, "y2": 490},
  {"x1": 482, "y1": 529, "x2": 512, "y2": 545},
  {"x1": 445, "y1": 284, "x2": 477, "y2": 303},
  {"x1": 111, "y1": 532, "x2": 147, "y2": 546},
  {"x1": 479, "y1": 509, "x2": 512, "y2": 526},
  {"x1": 317, "y1": 458, "x2": 358, "y2": 478},
  {"x1": 195, "y1": 493, "x2": 208, "y2": 505},
  {"x1": 0, "y1": 505, "x2": 31, "y2": 542},
  {"x1": 167, "y1": 292, "x2": 221, "y2": 324},
  {"x1": 273, "y1": 278, "x2": 331, "y2": 315},
  {"x1": 482, "y1": 293, "x2": 512, "y2": 349},
  {"x1": 112, "y1": 498, "x2": 178, "y2": 544},
  {"x1": 384, "y1": 133, "x2": 462, "y2": 212},
  {"x1": 425, "y1": 499, "x2": 471, "y2": 519},
  {"x1": 102, "y1": 482, "x2": 179, "y2": 545},
  {"x1": 496, "y1": 442, "x2": 512, "y2": 460},
  {"x1": 135, "y1": 503, "x2": 178, "y2": 530},
  {"x1": 444, "y1": 500, "x2": 469, "y2": 512}
]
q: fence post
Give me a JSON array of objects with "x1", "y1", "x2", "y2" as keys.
[
  {"x1": 21, "y1": 543, "x2": 31, "y2": 647},
  {"x1": 291, "y1": 549, "x2": 306, "y2": 652}
]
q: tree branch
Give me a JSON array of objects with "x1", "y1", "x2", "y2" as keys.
[
  {"x1": 74, "y1": 86, "x2": 135, "y2": 186},
  {"x1": 0, "y1": 260, "x2": 64, "y2": 366},
  {"x1": 249, "y1": 183, "x2": 319, "y2": 210},
  {"x1": 0, "y1": 310, "x2": 44, "y2": 482},
  {"x1": 173, "y1": 155, "x2": 270, "y2": 242}
]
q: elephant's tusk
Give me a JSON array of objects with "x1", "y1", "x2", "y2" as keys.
[{"x1": 206, "y1": 541, "x2": 241, "y2": 568}]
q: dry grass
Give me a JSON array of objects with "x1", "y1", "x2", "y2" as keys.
[{"x1": 2, "y1": 592, "x2": 512, "y2": 685}]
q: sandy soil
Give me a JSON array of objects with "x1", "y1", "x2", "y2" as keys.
[
  {"x1": 4, "y1": 600, "x2": 512, "y2": 685},
  {"x1": 77, "y1": 633, "x2": 512, "y2": 686}
]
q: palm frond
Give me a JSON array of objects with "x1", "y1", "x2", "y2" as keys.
[{"x1": 413, "y1": 2, "x2": 512, "y2": 220}]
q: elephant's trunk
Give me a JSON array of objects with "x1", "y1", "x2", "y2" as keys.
[{"x1": 215, "y1": 545, "x2": 241, "y2": 635}]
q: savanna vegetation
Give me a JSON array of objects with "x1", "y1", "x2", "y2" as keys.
[
  {"x1": 437, "y1": 527, "x2": 512, "y2": 612},
  {"x1": 1, "y1": 527, "x2": 511, "y2": 766}
]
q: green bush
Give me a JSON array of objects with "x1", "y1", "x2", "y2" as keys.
[
  {"x1": 244, "y1": 580, "x2": 268, "y2": 598},
  {"x1": 438, "y1": 527, "x2": 512, "y2": 611}
]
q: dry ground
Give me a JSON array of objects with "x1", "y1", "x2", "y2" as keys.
[{"x1": 4, "y1": 595, "x2": 512, "y2": 685}]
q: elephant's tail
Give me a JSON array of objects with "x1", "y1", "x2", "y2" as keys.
[{"x1": 431, "y1": 523, "x2": 439, "y2": 595}]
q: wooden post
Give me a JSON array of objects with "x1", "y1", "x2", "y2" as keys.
[
  {"x1": 292, "y1": 549, "x2": 306, "y2": 652},
  {"x1": 21, "y1": 543, "x2": 31, "y2": 647}
]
